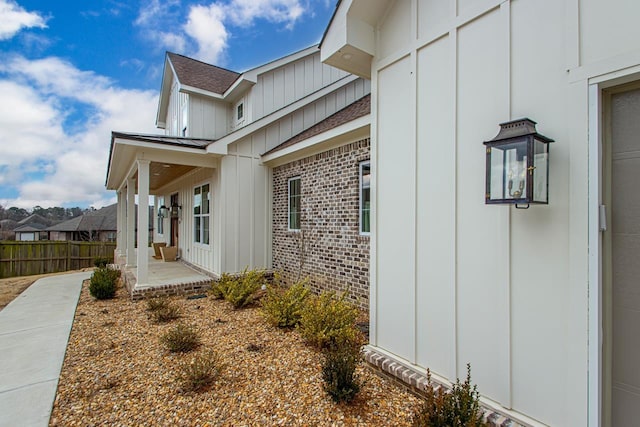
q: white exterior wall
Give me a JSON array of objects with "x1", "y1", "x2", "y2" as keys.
[
  {"x1": 360, "y1": 0, "x2": 640, "y2": 425},
  {"x1": 221, "y1": 137, "x2": 270, "y2": 274},
  {"x1": 189, "y1": 94, "x2": 230, "y2": 139},
  {"x1": 251, "y1": 52, "x2": 349, "y2": 122}
]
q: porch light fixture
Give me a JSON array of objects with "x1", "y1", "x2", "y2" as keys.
[
  {"x1": 170, "y1": 202, "x2": 182, "y2": 218},
  {"x1": 483, "y1": 118, "x2": 554, "y2": 209},
  {"x1": 158, "y1": 205, "x2": 169, "y2": 218}
]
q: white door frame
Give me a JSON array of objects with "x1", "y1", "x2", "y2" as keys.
[{"x1": 588, "y1": 69, "x2": 640, "y2": 427}]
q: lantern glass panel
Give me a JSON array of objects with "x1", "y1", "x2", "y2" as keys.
[
  {"x1": 533, "y1": 138, "x2": 549, "y2": 203},
  {"x1": 488, "y1": 139, "x2": 528, "y2": 201}
]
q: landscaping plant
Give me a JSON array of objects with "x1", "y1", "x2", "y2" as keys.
[
  {"x1": 89, "y1": 267, "x2": 119, "y2": 300},
  {"x1": 298, "y1": 289, "x2": 360, "y2": 349},
  {"x1": 160, "y1": 323, "x2": 200, "y2": 353},
  {"x1": 146, "y1": 296, "x2": 181, "y2": 323},
  {"x1": 411, "y1": 364, "x2": 488, "y2": 427},
  {"x1": 177, "y1": 349, "x2": 225, "y2": 392},
  {"x1": 93, "y1": 256, "x2": 112, "y2": 268},
  {"x1": 223, "y1": 268, "x2": 267, "y2": 309},
  {"x1": 322, "y1": 335, "x2": 363, "y2": 403},
  {"x1": 261, "y1": 278, "x2": 310, "y2": 328},
  {"x1": 210, "y1": 273, "x2": 234, "y2": 299}
]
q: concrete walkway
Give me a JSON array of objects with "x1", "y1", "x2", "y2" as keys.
[{"x1": 0, "y1": 271, "x2": 91, "y2": 427}]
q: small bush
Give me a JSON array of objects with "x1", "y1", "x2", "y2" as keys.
[
  {"x1": 146, "y1": 297, "x2": 181, "y2": 323},
  {"x1": 93, "y1": 256, "x2": 112, "y2": 268},
  {"x1": 261, "y1": 279, "x2": 310, "y2": 328},
  {"x1": 89, "y1": 267, "x2": 119, "y2": 300},
  {"x1": 411, "y1": 364, "x2": 488, "y2": 427},
  {"x1": 210, "y1": 273, "x2": 234, "y2": 299},
  {"x1": 298, "y1": 290, "x2": 360, "y2": 349},
  {"x1": 177, "y1": 349, "x2": 224, "y2": 392},
  {"x1": 224, "y1": 268, "x2": 267, "y2": 309},
  {"x1": 322, "y1": 338, "x2": 362, "y2": 403},
  {"x1": 161, "y1": 323, "x2": 200, "y2": 353}
]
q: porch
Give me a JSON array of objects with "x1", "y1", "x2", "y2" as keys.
[{"x1": 119, "y1": 248, "x2": 214, "y2": 300}]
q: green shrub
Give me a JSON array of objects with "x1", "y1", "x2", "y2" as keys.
[
  {"x1": 146, "y1": 297, "x2": 181, "y2": 323},
  {"x1": 93, "y1": 256, "x2": 112, "y2": 268},
  {"x1": 412, "y1": 364, "x2": 487, "y2": 427},
  {"x1": 89, "y1": 267, "x2": 119, "y2": 300},
  {"x1": 177, "y1": 349, "x2": 224, "y2": 392},
  {"x1": 224, "y1": 268, "x2": 267, "y2": 309},
  {"x1": 322, "y1": 338, "x2": 362, "y2": 403},
  {"x1": 161, "y1": 323, "x2": 200, "y2": 353},
  {"x1": 261, "y1": 279, "x2": 310, "y2": 328},
  {"x1": 298, "y1": 290, "x2": 360, "y2": 349},
  {"x1": 210, "y1": 273, "x2": 234, "y2": 299}
]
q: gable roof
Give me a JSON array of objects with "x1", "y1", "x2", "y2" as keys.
[
  {"x1": 17, "y1": 214, "x2": 50, "y2": 226},
  {"x1": 14, "y1": 223, "x2": 48, "y2": 233},
  {"x1": 264, "y1": 93, "x2": 370, "y2": 156},
  {"x1": 167, "y1": 52, "x2": 240, "y2": 95},
  {"x1": 47, "y1": 204, "x2": 118, "y2": 232}
]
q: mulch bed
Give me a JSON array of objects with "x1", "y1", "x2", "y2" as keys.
[{"x1": 50, "y1": 281, "x2": 422, "y2": 426}]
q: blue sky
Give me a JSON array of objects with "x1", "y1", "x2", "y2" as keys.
[{"x1": 0, "y1": 0, "x2": 334, "y2": 209}]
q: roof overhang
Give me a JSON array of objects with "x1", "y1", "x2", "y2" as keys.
[
  {"x1": 105, "y1": 132, "x2": 224, "y2": 192},
  {"x1": 261, "y1": 114, "x2": 370, "y2": 168},
  {"x1": 320, "y1": 0, "x2": 389, "y2": 78}
]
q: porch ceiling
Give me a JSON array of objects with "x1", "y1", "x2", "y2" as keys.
[{"x1": 134, "y1": 163, "x2": 197, "y2": 193}]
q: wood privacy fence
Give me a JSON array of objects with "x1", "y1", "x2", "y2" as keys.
[{"x1": 0, "y1": 241, "x2": 117, "y2": 278}]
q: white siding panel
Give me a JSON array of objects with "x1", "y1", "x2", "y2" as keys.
[
  {"x1": 273, "y1": 68, "x2": 285, "y2": 110},
  {"x1": 325, "y1": 92, "x2": 337, "y2": 116},
  {"x1": 416, "y1": 36, "x2": 456, "y2": 380},
  {"x1": 222, "y1": 155, "x2": 238, "y2": 271},
  {"x1": 304, "y1": 57, "x2": 314, "y2": 94},
  {"x1": 417, "y1": 0, "x2": 451, "y2": 40},
  {"x1": 295, "y1": 61, "x2": 305, "y2": 100},
  {"x1": 378, "y1": 0, "x2": 412, "y2": 60},
  {"x1": 510, "y1": 1, "x2": 573, "y2": 424},
  {"x1": 376, "y1": 56, "x2": 415, "y2": 362},
  {"x1": 251, "y1": 130, "x2": 267, "y2": 156},
  {"x1": 237, "y1": 156, "x2": 253, "y2": 268},
  {"x1": 263, "y1": 73, "x2": 274, "y2": 116},
  {"x1": 253, "y1": 159, "x2": 269, "y2": 268},
  {"x1": 284, "y1": 64, "x2": 295, "y2": 105},
  {"x1": 266, "y1": 124, "x2": 280, "y2": 153},
  {"x1": 456, "y1": 9, "x2": 509, "y2": 404},
  {"x1": 580, "y1": 0, "x2": 640, "y2": 66}
]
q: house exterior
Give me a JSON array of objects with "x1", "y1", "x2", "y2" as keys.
[
  {"x1": 321, "y1": 0, "x2": 640, "y2": 426},
  {"x1": 106, "y1": 47, "x2": 371, "y2": 300},
  {"x1": 13, "y1": 214, "x2": 50, "y2": 241}
]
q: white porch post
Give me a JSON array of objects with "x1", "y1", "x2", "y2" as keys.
[
  {"x1": 126, "y1": 177, "x2": 136, "y2": 267},
  {"x1": 115, "y1": 190, "x2": 124, "y2": 264},
  {"x1": 136, "y1": 160, "x2": 150, "y2": 285}
]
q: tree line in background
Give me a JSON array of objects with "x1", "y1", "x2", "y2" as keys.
[{"x1": 0, "y1": 205, "x2": 95, "y2": 222}]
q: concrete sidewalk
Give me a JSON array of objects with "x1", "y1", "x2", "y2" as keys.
[{"x1": 0, "y1": 271, "x2": 91, "y2": 427}]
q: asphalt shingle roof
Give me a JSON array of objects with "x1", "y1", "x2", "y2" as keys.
[
  {"x1": 264, "y1": 94, "x2": 370, "y2": 156},
  {"x1": 167, "y1": 52, "x2": 240, "y2": 95}
]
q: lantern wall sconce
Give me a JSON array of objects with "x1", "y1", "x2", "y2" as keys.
[
  {"x1": 483, "y1": 118, "x2": 554, "y2": 209},
  {"x1": 158, "y1": 205, "x2": 169, "y2": 218},
  {"x1": 170, "y1": 202, "x2": 182, "y2": 218}
]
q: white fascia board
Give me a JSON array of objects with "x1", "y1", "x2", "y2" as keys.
[
  {"x1": 112, "y1": 136, "x2": 209, "y2": 156},
  {"x1": 156, "y1": 56, "x2": 174, "y2": 128},
  {"x1": 206, "y1": 74, "x2": 359, "y2": 153},
  {"x1": 261, "y1": 114, "x2": 370, "y2": 167},
  {"x1": 180, "y1": 84, "x2": 225, "y2": 100}
]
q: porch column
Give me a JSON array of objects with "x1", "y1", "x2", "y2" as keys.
[
  {"x1": 126, "y1": 177, "x2": 136, "y2": 267},
  {"x1": 116, "y1": 190, "x2": 124, "y2": 253},
  {"x1": 136, "y1": 159, "x2": 150, "y2": 285}
]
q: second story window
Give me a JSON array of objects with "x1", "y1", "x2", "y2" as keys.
[
  {"x1": 237, "y1": 103, "x2": 244, "y2": 121},
  {"x1": 288, "y1": 177, "x2": 301, "y2": 231}
]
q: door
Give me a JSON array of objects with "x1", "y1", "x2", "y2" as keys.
[
  {"x1": 170, "y1": 193, "x2": 179, "y2": 248},
  {"x1": 607, "y1": 84, "x2": 640, "y2": 426}
]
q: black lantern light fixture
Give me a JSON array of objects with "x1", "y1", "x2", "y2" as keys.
[
  {"x1": 158, "y1": 205, "x2": 169, "y2": 218},
  {"x1": 483, "y1": 118, "x2": 554, "y2": 209},
  {"x1": 170, "y1": 202, "x2": 182, "y2": 218}
]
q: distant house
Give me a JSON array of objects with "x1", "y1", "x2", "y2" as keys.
[{"x1": 13, "y1": 214, "x2": 51, "y2": 241}]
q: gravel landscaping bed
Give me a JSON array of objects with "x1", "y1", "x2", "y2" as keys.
[{"x1": 50, "y1": 280, "x2": 421, "y2": 426}]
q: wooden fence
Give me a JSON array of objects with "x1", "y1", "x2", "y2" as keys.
[{"x1": 0, "y1": 241, "x2": 117, "y2": 278}]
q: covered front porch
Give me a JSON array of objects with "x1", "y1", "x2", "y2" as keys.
[{"x1": 119, "y1": 248, "x2": 213, "y2": 300}]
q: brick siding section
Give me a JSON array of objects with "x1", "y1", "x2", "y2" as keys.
[{"x1": 272, "y1": 138, "x2": 370, "y2": 309}]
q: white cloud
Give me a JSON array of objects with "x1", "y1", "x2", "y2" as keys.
[
  {"x1": 0, "y1": 0, "x2": 47, "y2": 40},
  {"x1": 135, "y1": 0, "x2": 309, "y2": 64},
  {"x1": 0, "y1": 55, "x2": 158, "y2": 209}
]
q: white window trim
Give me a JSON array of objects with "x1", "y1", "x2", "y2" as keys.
[
  {"x1": 193, "y1": 182, "x2": 211, "y2": 246},
  {"x1": 288, "y1": 176, "x2": 301, "y2": 231},
  {"x1": 359, "y1": 161, "x2": 371, "y2": 235}
]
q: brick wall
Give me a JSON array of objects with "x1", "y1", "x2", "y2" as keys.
[{"x1": 272, "y1": 138, "x2": 370, "y2": 309}]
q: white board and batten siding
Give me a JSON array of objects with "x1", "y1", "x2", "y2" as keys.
[
  {"x1": 154, "y1": 168, "x2": 221, "y2": 275},
  {"x1": 359, "y1": 0, "x2": 640, "y2": 425},
  {"x1": 250, "y1": 51, "x2": 349, "y2": 122}
]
